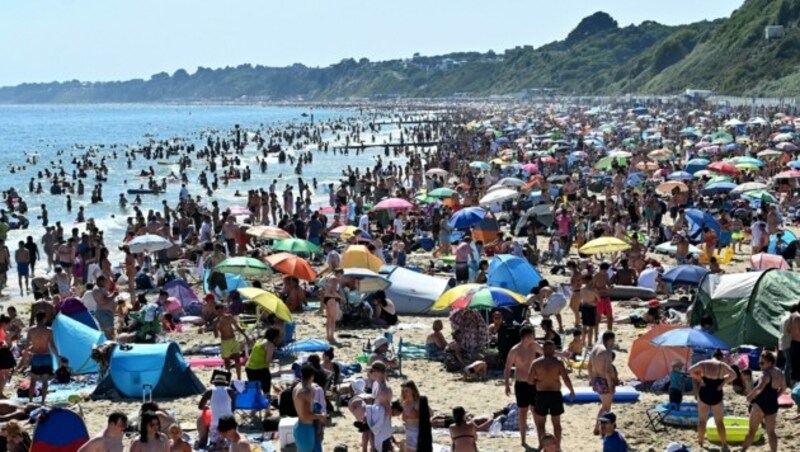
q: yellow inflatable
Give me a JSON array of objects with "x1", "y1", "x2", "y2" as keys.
[
  {"x1": 706, "y1": 417, "x2": 762, "y2": 444},
  {"x1": 697, "y1": 245, "x2": 734, "y2": 265},
  {"x1": 567, "y1": 359, "x2": 589, "y2": 370}
]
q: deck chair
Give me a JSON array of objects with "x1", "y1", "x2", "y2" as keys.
[
  {"x1": 234, "y1": 380, "x2": 270, "y2": 425},
  {"x1": 645, "y1": 404, "x2": 673, "y2": 433}
]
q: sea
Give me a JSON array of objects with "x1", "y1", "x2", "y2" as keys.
[{"x1": 0, "y1": 104, "x2": 410, "y2": 277}]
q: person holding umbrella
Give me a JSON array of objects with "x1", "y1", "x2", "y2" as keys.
[{"x1": 688, "y1": 349, "x2": 737, "y2": 450}]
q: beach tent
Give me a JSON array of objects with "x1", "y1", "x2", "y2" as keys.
[
  {"x1": 690, "y1": 270, "x2": 800, "y2": 348},
  {"x1": 31, "y1": 407, "x2": 89, "y2": 452},
  {"x1": 92, "y1": 342, "x2": 205, "y2": 399},
  {"x1": 379, "y1": 265, "x2": 454, "y2": 315},
  {"x1": 164, "y1": 279, "x2": 201, "y2": 310},
  {"x1": 53, "y1": 314, "x2": 106, "y2": 374},
  {"x1": 768, "y1": 230, "x2": 797, "y2": 254},
  {"x1": 55, "y1": 297, "x2": 98, "y2": 330},
  {"x1": 203, "y1": 269, "x2": 249, "y2": 296},
  {"x1": 487, "y1": 254, "x2": 542, "y2": 295}
]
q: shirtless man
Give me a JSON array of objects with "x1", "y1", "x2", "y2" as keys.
[
  {"x1": 27, "y1": 311, "x2": 59, "y2": 404},
  {"x1": 349, "y1": 362, "x2": 393, "y2": 452},
  {"x1": 529, "y1": 341, "x2": 575, "y2": 449},
  {"x1": 293, "y1": 365, "x2": 327, "y2": 452},
  {"x1": 214, "y1": 304, "x2": 250, "y2": 380},
  {"x1": 0, "y1": 240, "x2": 9, "y2": 296},
  {"x1": 579, "y1": 274, "x2": 600, "y2": 346},
  {"x1": 222, "y1": 216, "x2": 238, "y2": 256},
  {"x1": 93, "y1": 276, "x2": 118, "y2": 339},
  {"x1": 323, "y1": 269, "x2": 344, "y2": 344},
  {"x1": 14, "y1": 241, "x2": 30, "y2": 296},
  {"x1": 788, "y1": 304, "x2": 800, "y2": 386},
  {"x1": 57, "y1": 238, "x2": 76, "y2": 286},
  {"x1": 593, "y1": 262, "x2": 614, "y2": 334},
  {"x1": 122, "y1": 245, "x2": 136, "y2": 301},
  {"x1": 503, "y1": 325, "x2": 543, "y2": 447},
  {"x1": 216, "y1": 415, "x2": 252, "y2": 452},
  {"x1": 78, "y1": 412, "x2": 127, "y2": 452},
  {"x1": 588, "y1": 331, "x2": 617, "y2": 435},
  {"x1": 567, "y1": 261, "x2": 582, "y2": 328}
]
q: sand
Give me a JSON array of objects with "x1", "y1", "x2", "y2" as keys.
[{"x1": 10, "y1": 233, "x2": 800, "y2": 452}]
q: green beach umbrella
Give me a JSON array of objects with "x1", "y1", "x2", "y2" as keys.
[
  {"x1": 272, "y1": 238, "x2": 322, "y2": 254},
  {"x1": 594, "y1": 156, "x2": 627, "y2": 170},
  {"x1": 469, "y1": 161, "x2": 490, "y2": 170},
  {"x1": 742, "y1": 190, "x2": 777, "y2": 204},
  {"x1": 428, "y1": 187, "x2": 458, "y2": 198},
  {"x1": 215, "y1": 256, "x2": 272, "y2": 276}
]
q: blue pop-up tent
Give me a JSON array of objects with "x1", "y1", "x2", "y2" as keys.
[
  {"x1": 203, "y1": 269, "x2": 249, "y2": 296},
  {"x1": 487, "y1": 254, "x2": 542, "y2": 295},
  {"x1": 53, "y1": 314, "x2": 106, "y2": 374}
]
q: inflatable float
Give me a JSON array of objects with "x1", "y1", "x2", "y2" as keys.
[
  {"x1": 562, "y1": 386, "x2": 640, "y2": 403},
  {"x1": 609, "y1": 285, "x2": 656, "y2": 301},
  {"x1": 650, "y1": 402, "x2": 728, "y2": 427},
  {"x1": 707, "y1": 417, "x2": 761, "y2": 444},
  {"x1": 127, "y1": 189, "x2": 161, "y2": 195}
]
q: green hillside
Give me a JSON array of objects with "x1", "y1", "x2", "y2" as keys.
[{"x1": 1, "y1": 0, "x2": 799, "y2": 102}]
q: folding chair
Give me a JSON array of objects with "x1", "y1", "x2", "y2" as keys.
[
  {"x1": 645, "y1": 403, "x2": 673, "y2": 433},
  {"x1": 234, "y1": 380, "x2": 270, "y2": 425}
]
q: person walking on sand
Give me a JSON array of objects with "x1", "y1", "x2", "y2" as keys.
[
  {"x1": 592, "y1": 262, "x2": 614, "y2": 334},
  {"x1": 323, "y1": 268, "x2": 344, "y2": 344},
  {"x1": 77, "y1": 411, "x2": 127, "y2": 452},
  {"x1": 214, "y1": 304, "x2": 250, "y2": 380},
  {"x1": 588, "y1": 331, "x2": 616, "y2": 436},
  {"x1": 26, "y1": 311, "x2": 59, "y2": 405},
  {"x1": 742, "y1": 351, "x2": 785, "y2": 452},
  {"x1": 689, "y1": 348, "x2": 737, "y2": 450},
  {"x1": 529, "y1": 340, "x2": 575, "y2": 449},
  {"x1": 503, "y1": 325, "x2": 543, "y2": 447},
  {"x1": 579, "y1": 274, "x2": 600, "y2": 347},
  {"x1": 14, "y1": 241, "x2": 30, "y2": 296}
]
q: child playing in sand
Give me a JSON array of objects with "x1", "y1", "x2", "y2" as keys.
[
  {"x1": 566, "y1": 329, "x2": 584, "y2": 360},
  {"x1": 668, "y1": 359, "x2": 685, "y2": 407}
]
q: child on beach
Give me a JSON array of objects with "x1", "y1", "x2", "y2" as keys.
[
  {"x1": 567, "y1": 329, "x2": 584, "y2": 360},
  {"x1": 668, "y1": 359, "x2": 685, "y2": 407}
]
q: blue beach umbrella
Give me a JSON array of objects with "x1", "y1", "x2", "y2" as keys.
[
  {"x1": 651, "y1": 328, "x2": 730, "y2": 350},
  {"x1": 668, "y1": 171, "x2": 693, "y2": 181},
  {"x1": 685, "y1": 208, "x2": 721, "y2": 238},
  {"x1": 487, "y1": 254, "x2": 542, "y2": 295},
  {"x1": 448, "y1": 207, "x2": 488, "y2": 229},
  {"x1": 661, "y1": 265, "x2": 709, "y2": 286},
  {"x1": 701, "y1": 181, "x2": 737, "y2": 195}
]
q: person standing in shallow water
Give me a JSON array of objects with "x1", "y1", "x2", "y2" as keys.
[{"x1": 14, "y1": 241, "x2": 29, "y2": 296}]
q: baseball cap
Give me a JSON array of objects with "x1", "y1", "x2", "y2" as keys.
[
  {"x1": 372, "y1": 337, "x2": 389, "y2": 352},
  {"x1": 598, "y1": 412, "x2": 617, "y2": 423}
]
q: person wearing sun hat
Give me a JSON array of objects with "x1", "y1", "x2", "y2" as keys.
[{"x1": 598, "y1": 412, "x2": 628, "y2": 452}]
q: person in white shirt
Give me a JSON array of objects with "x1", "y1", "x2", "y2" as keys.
[
  {"x1": 393, "y1": 214, "x2": 405, "y2": 238},
  {"x1": 358, "y1": 213, "x2": 370, "y2": 232},
  {"x1": 179, "y1": 184, "x2": 190, "y2": 202},
  {"x1": 199, "y1": 217, "x2": 212, "y2": 243}
]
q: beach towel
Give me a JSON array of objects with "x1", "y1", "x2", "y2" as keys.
[
  {"x1": 398, "y1": 342, "x2": 429, "y2": 360},
  {"x1": 365, "y1": 405, "x2": 392, "y2": 449},
  {"x1": 275, "y1": 338, "x2": 331, "y2": 357}
]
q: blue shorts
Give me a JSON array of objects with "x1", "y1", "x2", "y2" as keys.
[
  {"x1": 16, "y1": 263, "x2": 29, "y2": 277},
  {"x1": 95, "y1": 309, "x2": 115, "y2": 330},
  {"x1": 31, "y1": 353, "x2": 53, "y2": 377},
  {"x1": 293, "y1": 421, "x2": 317, "y2": 452}
]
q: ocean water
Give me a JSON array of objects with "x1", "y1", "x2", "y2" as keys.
[{"x1": 0, "y1": 104, "x2": 406, "y2": 276}]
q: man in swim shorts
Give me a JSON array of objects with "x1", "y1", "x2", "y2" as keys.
[
  {"x1": 588, "y1": 331, "x2": 616, "y2": 436},
  {"x1": 293, "y1": 365, "x2": 326, "y2": 452},
  {"x1": 215, "y1": 304, "x2": 250, "y2": 380},
  {"x1": 92, "y1": 276, "x2": 119, "y2": 339},
  {"x1": 593, "y1": 262, "x2": 614, "y2": 333},
  {"x1": 27, "y1": 312, "x2": 59, "y2": 404},
  {"x1": 504, "y1": 325, "x2": 543, "y2": 448},
  {"x1": 14, "y1": 241, "x2": 30, "y2": 297},
  {"x1": 529, "y1": 340, "x2": 575, "y2": 449}
]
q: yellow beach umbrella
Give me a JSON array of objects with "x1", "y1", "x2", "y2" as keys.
[
  {"x1": 579, "y1": 237, "x2": 631, "y2": 255},
  {"x1": 341, "y1": 245, "x2": 385, "y2": 272},
  {"x1": 238, "y1": 287, "x2": 293, "y2": 322}
]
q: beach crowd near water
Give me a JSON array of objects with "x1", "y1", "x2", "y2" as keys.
[{"x1": 1, "y1": 100, "x2": 800, "y2": 452}]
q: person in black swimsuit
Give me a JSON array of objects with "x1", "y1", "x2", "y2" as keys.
[
  {"x1": 742, "y1": 351, "x2": 785, "y2": 452},
  {"x1": 689, "y1": 349, "x2": 737, "y2": 450}
]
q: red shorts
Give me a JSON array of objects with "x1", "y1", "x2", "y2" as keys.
[{"x1": 596, "y1": 297, "x2": 612, "y2": 317}]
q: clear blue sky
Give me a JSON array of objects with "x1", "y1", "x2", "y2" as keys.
[{"x1": 0, "y1": 0, "x2": 743, "y2": 87}]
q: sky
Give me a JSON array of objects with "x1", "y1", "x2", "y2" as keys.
[{"x1": 0, "y1": 0, "x2": 744, "y2": 87}]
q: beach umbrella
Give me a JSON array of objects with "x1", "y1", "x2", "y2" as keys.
[
  {"x1": 372, "y1": 197, "x2": 415, "y2": 211},
  {"x1": 702, "y1": 181, "x2": 737, "y2": 195},
  {"x1": 724, "y1": 118, "x2": 745, "y2": 127},
  {"x1": 656, "y1": 181, "x2": 688, "y2": 195},
  {"x1": 735, "y1": 163, "x2": 760, "y2": 171},
  {"x1": 707, "y1": 161, "x2": 740, "y2": 176},
  {"x1": 742, "y1": 190, "x2": 778, "y2": 204},
  {"x1": 667, "y1": 171, "x2": 693, "y2": 181},
  {"x1": 227, "y1": 205, "x2": 253, "y2": 216},
  {"x1": 579, "y1": 237, "x2": 631, "y2": 255},
  {"x1": 469, "y1": 161, "x2": 490, "y2": 170},
  {"x1": 425, "y1": 168, "x2": 449, "y2": 177},
  {"x1": 428, "y1": 187, "x2": 458, "y2": 198},
  {"x1": 521, "y1": 163, "x2": 539, "y2": 174},
  {"x1": 662, "y1": 265, "x2": 709, "y2": 286},
  {"x1": 540, "y1": 156, "x2": 557, "y2": 165},
  {"x1": 341, "y1": 245, "x2": 384, "y2": 272},
  {"x1": 127, "y1": 234, "x2": 172, "y2": 254},
  {"x1": 706, "y1": 175, "x2": 733, "y2": 184},
  {"x1": 774, "y1": 132, "x2": 794, "y2": 142},
  {"x1": 685, "y1": 158, "x2": 709, "y2": 174},
  {"x1": 215, "y1": 256, "x2": 272, "y2": 277},
  {"x1": 265, "y1": 252, "x2": 317, "y2": 281},
  {"x1": 272, "y1": 238, "x2": 322, "y2": 254},
  {"x1": 635, "y1": 161, "x2": 660, "y2": 171},
  {"x1": 487, "y1": 254, "x2": 542, "y2": 295},
  {"x1": 628, "y1": 324, "x2": 689, "y2": 382},
  {"x1": 238, "y1": 288, "x2": 293, "y2": 322},
  {"x1": 448, "y1": 207, "x2": 487, "y2": 229},
  {"x1": 498, "y1": 177, "x2": 525, "y2": 188},
  {"x1": 750, "y1": 253, "x2": 790, "y2": 270},
  {"x1": 731, "y1": 156, "x2": 763, "y2": 167},
  {"x1": 594, "y1": 156, "x2": 626, "y2": 170},
  {"x1": 609, "y1": 150, "x2": 633, "y2": 158},
  {"x1": 777, "y1": 142, "x2": 798, "y2": 151},
  {"x1": 775, "y1": 170, "x2": 800, "y2": 179},
  {"x1": 730, "y1": 182, "x2": 767, "y2": 195},
  {"x1": 651, "y1": 328, "x2": 730, "y2": 351},
  {"x1": 432, "y1": 284, "x2": 525, "y2": 311},
  {"x1": 757, "y1": 149, "x2": 782, "y2": 158},
  {"x1": 342, "y1": 268, "x2": 391, "y2": 293},
  {"x1": 479, "y1": 188, "x2": 518, "y2": 206},
  {"x1": 246, "y1": 225, "x2": 292, "y2": 240},
  {"x1": 329, "y1": 225, "x2": 371, "y2": 240},
  {"x1": 654, "y1": 241, "x2": 702, "y2": 257},
  {"x1": 685, "y1": 208, "x2": 721, "y2": 237},
  {"x1": 648, "y1": 148, "x2": 672, "y2": 160}
]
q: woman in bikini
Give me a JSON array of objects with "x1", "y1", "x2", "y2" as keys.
[
  {"x1": 449, "y1": 406, "x2": 477, "y2": 452},
  {"x1": 689, "y1": 349, "x2": 737, "y2": 450},
  {"x1": 322, "y1": 269, "x2": 344, "y2": 344},
  {"x1": 742, "y1": 351, "x2": 785, "y2": 452}
]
